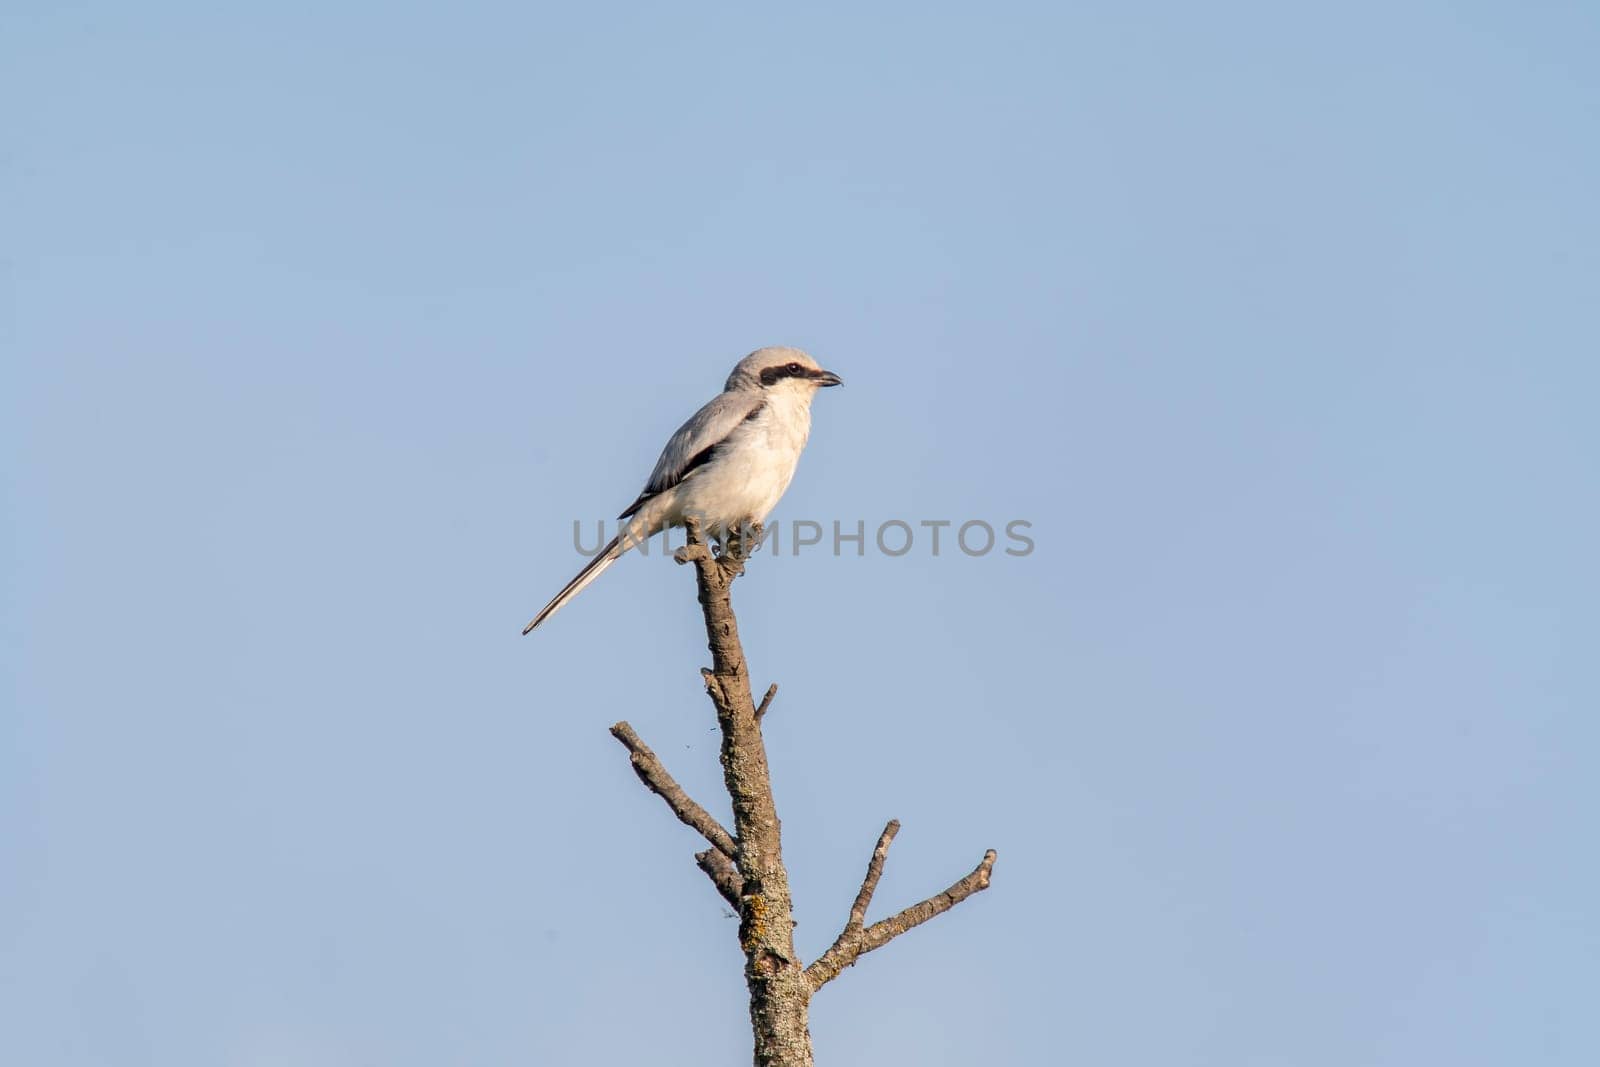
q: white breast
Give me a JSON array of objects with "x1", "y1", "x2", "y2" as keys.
[{"x1": 672, "y1": 390, "x2": 813, "y2": 532}]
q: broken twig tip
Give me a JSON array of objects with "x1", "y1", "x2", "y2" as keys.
[{"x1": 755, "y1": 683, "x2": 779, "y2": 721}]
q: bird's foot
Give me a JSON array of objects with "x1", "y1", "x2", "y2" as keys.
[{"x1": 722, "y1": 520, "x2": 763, "y2": 562}]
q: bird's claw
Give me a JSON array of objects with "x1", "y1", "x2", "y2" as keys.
[{"x1": 722, "y1": 520, "x2": 763, "y2": 561}]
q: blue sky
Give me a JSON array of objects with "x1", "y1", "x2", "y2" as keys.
[{"x1": 4, "y1": 3, "x2": 1597, "y2": 1064}]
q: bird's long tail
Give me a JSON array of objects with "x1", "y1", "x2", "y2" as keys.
[{"x1": 522, "y1": 535, "x2": 625, "y2": 634}]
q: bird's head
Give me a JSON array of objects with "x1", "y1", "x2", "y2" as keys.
[{"x1": 726, "y1": 346, "x2": 843, "y2": 394}]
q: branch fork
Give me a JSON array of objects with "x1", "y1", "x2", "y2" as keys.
[{"x1": 806, "y1": 821, "x2": 996, "y2": 993}]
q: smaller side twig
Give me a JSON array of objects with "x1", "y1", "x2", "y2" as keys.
[
  {"x1": 696, "y1": 848, "x2": 742, "y2": 908},
  {"x1": 809, "y1": 820, "x2": 897, "y2": 978},
  {"x1": 673, "y1": 541, "x2": 711, "y2": 565},
  {"x1": 754, "y1": 683, "x2": 779, "y2": 722},
  {"x1": 610, "y1": 721, "x2": 736, "y2": 861},
  {"x1": 848, "y1": 819, "x2": 899, "y2": 927},
  {"x1": 806, "y1": 827, "x2": 997, "y2": 994}
]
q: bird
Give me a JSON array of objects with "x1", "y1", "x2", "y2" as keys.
[{"x1": 522, "y1": 346, "x2": 843, "y2": 633}]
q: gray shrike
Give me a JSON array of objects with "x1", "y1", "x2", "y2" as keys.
[{"x1": 522, "y1": 346, "x2": 842, "y2": 633}]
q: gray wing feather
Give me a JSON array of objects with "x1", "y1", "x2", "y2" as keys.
[{"x1": 618, "y1": 389, "x2": 763, "y2": 519}]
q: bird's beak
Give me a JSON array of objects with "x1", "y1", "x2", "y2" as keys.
[{"x1": 810, "y1": 368, "x2": 843, "y2": 387}]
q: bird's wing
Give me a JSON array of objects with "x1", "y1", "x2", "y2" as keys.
[{"x1": 618, "y1": 389, "x2": 764, "y2": 519}]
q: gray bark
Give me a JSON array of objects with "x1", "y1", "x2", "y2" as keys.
[{"x1": 609, "y1": 520, "x2": 997, "y2": 1066}]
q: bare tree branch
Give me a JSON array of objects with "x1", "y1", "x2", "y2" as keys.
[
  {"x1": 805, "y1": 840, "x2": 997, "y2": 994},
  {"x1": 609, "y1": 720, "x2": 736, "y2": 861},
  {"x1": 611, "y1": 515, "x2": 998, "y2": 1065},
  {"x1": 697, "y1": 848, "x2": 743, "y2": 908},
  {"x1": 848, "y1": 820, "x2": 900, "y2": 927},
  {"x1": 679, "y1": 518, "x2": 814, "y2": 1067},
  {"x1": 755, "y1": 683, "x2": 779, "y2": 722}
]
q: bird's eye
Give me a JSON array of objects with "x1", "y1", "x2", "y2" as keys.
[{"x1": 786, "y1": 362, "x2": 802, "y2": 373}]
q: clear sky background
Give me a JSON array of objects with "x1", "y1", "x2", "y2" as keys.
[{"x1": 4, "y1": 3, "x2": 1597, "y2": 1065}]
